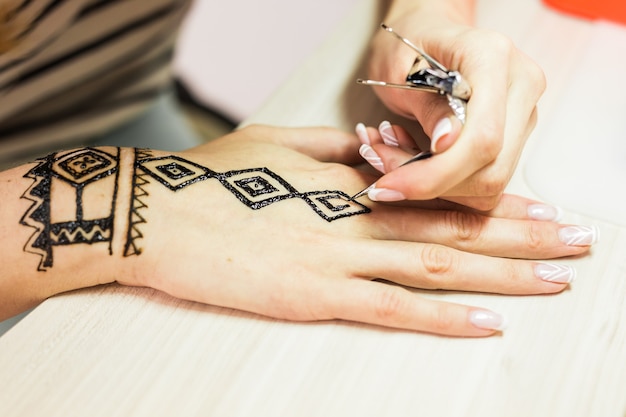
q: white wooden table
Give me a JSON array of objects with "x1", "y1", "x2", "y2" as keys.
[{"x1": 2, "y1": 1, "x2": 625, "y2": 416}]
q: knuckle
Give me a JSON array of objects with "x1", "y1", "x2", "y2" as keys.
[
  {"x1": 476, "y1": 173, "x2": 508, "y2": 197},
  {"x1": 524, "y1": 221, "x2": 547, "y2": 251},
  {"x1": 485, "y1": 31, "x2": 516, "y2": 59},
  {"x1": 374, "y1": 287, "x2": 407, "y2": 321},
  {"x1": 419, "y1": 244, "x2": 456, "y2": 288},
  {"x1": 463, "y1": 165, "x2": 510, "y2": 201},
  {"x1": 444, "y1": 211, "x2": 486, "y2": 243}
]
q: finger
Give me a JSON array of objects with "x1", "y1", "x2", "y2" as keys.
[
  {"x1": 360, "y1": 117, "x2": 461, "y2": 173},
  {"x1": 324, "y1": 278, "x2": 505, "y2": 337},
  {"x1": 377, "y1": 121, "x2": 420, "y2": 151},
  {"x1": 370, "y1": 82, "x2": 533, "y2": 205},
  {"x1": 366, "y1": 209, "x2": 596, "y2": 259},
  {"x1": 385, "y1": 194, "x2": 565, "y2": 222},
  {"x1": 357, "y1": 124, "x2": 427, "y2": 173},
  {"x1": 352, "y1": 239, "x2": 576, "y2": 295},
  {"x1": 408, "y1": 54, "x2": 544, "y2": 205},
  {"x1": 369, "y1": 49, "x2": 513, "y2": 201},
  {"x1": 355, "y1": 122, "x2": 419, "y2": 152},
  {"x1": 441, "y1": 194, "x2": 505, "y2": 213},
  {"x1": 440, "y1": 106, "x2": 538, "y2": 203},
  {"x1": 430, "y1": 116, "x2": 462, "y2": 153},
  {"x1": 475, "y1": 194, "x2": 564, "y2": 222},
  {"x1": 368, "y1": 143, "x2": 413, "y2": 173}
]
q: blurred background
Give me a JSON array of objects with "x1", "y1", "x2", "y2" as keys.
[{"x1": 172, "y1": 0, "x2": 360, "y2": 141}]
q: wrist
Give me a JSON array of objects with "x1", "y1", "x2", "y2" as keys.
[{"x1": 0, "y1": 147, "x2": 142, "y2": 319}]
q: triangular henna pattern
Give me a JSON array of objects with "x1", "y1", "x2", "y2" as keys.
[
  {"x1": 19, "y1": 148, "x2": 120, "y2": 270},
  {"x1": 20, "y1": 154, "x2": 55, "y2": 270},
  {"x1": 123, "y1": 148, "x2": 152, "y2": 257}
]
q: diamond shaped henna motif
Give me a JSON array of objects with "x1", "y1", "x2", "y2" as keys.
[
  {"x1": 219, "y1": 168, "x2": 298, "y2": 209},
  {"x1": 302, "y1": 191, "x2": 371, "y2": 222},
  {"x1": 137, "y1": 156, "x2": 215, "y2": 191},
  {"x1": 52, "y1": 148, "x2": 117, "y2": 185}
]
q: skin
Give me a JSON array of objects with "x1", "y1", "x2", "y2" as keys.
[
  {"x1": 362, "y1": 0, "x2": 547, "y2": 210},
  {"x1": 0, "y1": 125, "x2": 595, "y2": 337}
]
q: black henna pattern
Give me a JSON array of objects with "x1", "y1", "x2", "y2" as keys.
[
  {"x1": 136, "y1": 155, "x2": 214, "y2": 191},
  {"x1": 20, "y1": 148, "x2": 120, "y2": 270},
  {"x1": 123, "y1": 148, "x2": 152, "y2": 257},
  {"x1": 137, "y1": 156, "x2": 370, "y2": 222},
  {"x1": 20, "y1": 149, "x2": 370, "y2": 270}
]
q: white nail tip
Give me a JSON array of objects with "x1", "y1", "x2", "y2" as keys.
[
  {"x1": 431, "y1": 118, "x2": 452, "y2": 152},
  {"x1": 534, "y1": 263, "x2": 576, "y2": 284},
  {"x1": 359, "y1": 144, "x2": 384, "y2": 172},
  {"x1": 558, "y1": 225, "x2": 600, "y2": 246},
  {"x1": 355, "y1": 123, "x2": 370, "y2": 145},
  {"x1": 378, "y1": 120, "x2": 399, "y2": 147}
]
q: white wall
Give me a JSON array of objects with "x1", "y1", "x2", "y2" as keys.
[{"x1": 173, "y1": 0, "x2": 360, "y2": 122}]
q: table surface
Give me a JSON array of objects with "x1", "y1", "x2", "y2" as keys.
[{"x1": 2, "y1": 1, "x2": 626, "y2": 416}]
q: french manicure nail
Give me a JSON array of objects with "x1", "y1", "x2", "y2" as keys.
[
  {"x1": 469, "y1": 309, "x2": 508, "y2": 331},
  {"x1": 379, "y1": 120, "x2": 399, "y2": 147},
  {"x1": 367, "y1": 187, "x2": 406, "y2": 202},
  {"x1": 534, "y1": 262, "x2": 576, "y2": 284},
  {"x1": 558, "y1": 225, "x2": 600, "y2": 246},
  {"x1": 528, "y1": 203, "x2": 563, "y2": 222},
  {"x1": 431, "y1": 117, "x2": 452, "y2": 153},
  {"x1": 355, "y1": 123, "x2": 370, "y2": 145},
  {"x1": 359, "y1": 144, "x2": 385, "y2": 173}
]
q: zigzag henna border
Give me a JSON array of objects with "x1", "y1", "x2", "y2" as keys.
[
  {"x1": 123, "y1": 148, "x2": 152, "y2": 256},
  {"x1": 19, "y1": 154, "x2": 55, "y2": 270}
]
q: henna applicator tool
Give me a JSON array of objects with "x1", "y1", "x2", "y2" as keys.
[{"x1": 351, "y1": 23, "x2": 471, "y2": 200}]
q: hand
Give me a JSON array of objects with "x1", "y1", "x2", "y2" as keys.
[
  {"x1": 361, "y1": 5, "x2": 546, "y2": 210},
  {"x1": 116, "y1": 125, "x2": 596, "y2": 337}
]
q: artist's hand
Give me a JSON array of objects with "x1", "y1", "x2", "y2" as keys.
[
  {"x1": 361, "y1": 5, "x2": 546, "y2": 210},
  {"x1": 118, "y1": 125, "x2": 596, "y2": 337}
]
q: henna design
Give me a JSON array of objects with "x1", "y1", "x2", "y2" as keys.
[
  {"x1": 123, "y1": 149, "x2": 152, "y2": 257},
  {"x1": 20, "y1": 149, "x2": 370, "y2": 270},
  {"x1": 136, "y1": 155, "x2": 214, "y2": 191},
  {"x1": 20, "y1": 148, "x2": 120, "y2": 270},
  {"x1": 20, "y1": 153, "x2": 54, "y2": 269},
  {"x1": 137, "y1": 156, "x2": 370, "y2": 222}
]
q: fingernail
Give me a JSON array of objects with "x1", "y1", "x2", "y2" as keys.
[
  {"x1": 355, "y1": 123, "x2": 370, "y2": 145},
  {"x1": 558, "y1": 225, "x2": 600, "y2": 246},
  {"x1": 368, "y1": 187, "x2": 406, "y2": 202},
  {"x1": 431, "y1": 117, "x2": 452, "y2": 153},
  {"x1": 378, "y1": 121, "x2": 399, "y2": 147},
  {"x1": 359, "y1": 144, "x2": 385, "y2": 173},
  {"x1": 469, "y1": 309, "x2": 508, "y2": 331},
  {"x1": 528, "y1": 204, "x2": 563, "y2": 222},
  {"x1": 534, "y1": 262, "x2": 576, "y2": 284}
]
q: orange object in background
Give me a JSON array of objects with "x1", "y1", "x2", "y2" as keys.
[{"x1": 543, "y1": 0, "x2": 626, "y2": 24}]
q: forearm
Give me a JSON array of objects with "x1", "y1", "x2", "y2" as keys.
[
  {"x1": 383, "y1": 0, "x2": 476, "y2": 26},
  {"x1": 0, "y1": 147, "x2": 137, "y2": 320}
]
